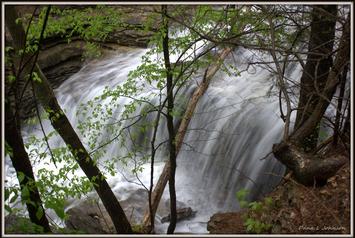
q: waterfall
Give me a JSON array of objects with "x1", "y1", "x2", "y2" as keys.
[{"x1": 5, "y1": 45, "x2": 301, "y2": 233}]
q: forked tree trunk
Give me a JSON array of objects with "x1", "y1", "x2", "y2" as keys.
[
  {"x1": 294, "y1": 5, "x2": 337, "y2": 151},
  {"x1": 5, "y1": 6, "x2": 132, "y2": 233},
  {"x1": 5, "y1": 102, "x2": 52, "y2": 232},
  {"x1": 291, "y1": 15, "x2": 350, "y2": 143},
  {"x1": 273, "y1": 14, "x2": 350, "y2": 186},
  {"x1": 142, "y1": 46, "x2": 233, "y2": 229}
]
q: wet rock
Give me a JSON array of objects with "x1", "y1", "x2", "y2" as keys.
[
  {"x1": 65, "y1": 188, "x2": 148, "y2": 233},
  {"x1": 160, "y1": 207, "x2": 197, "y2": 223},
  {"x1": 119, "y1": 188, "x2": 147, "y2": 225}
]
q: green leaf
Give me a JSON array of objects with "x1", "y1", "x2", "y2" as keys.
[
  {"x1": 5, "y1": 189, "x2": 10, "y2": 200},
  {"x1": 239, "y1": 200, "x2": 248, "y2": 209},
  {"x1": 15, "y1": 18, "x2": 22, "y2": 25},
  {"x1": 36, "y1": 207, "x2": 44, "y2": 220},
  {"x1": 32, "y1": 72, "x2": 42, "y2": 83},
  {"x1": 18, "y1": 172, "x2": 26, "y2": 183},
  {"x1": 244, "y1": 218, "x2": 255, "y2": 232},
  {"x1": 5, "y1": 142, "x2": 14, "y2": 157},
  {"x1": 236, "y1": 188, "x2": 248, "y2": 202},
  {"x1": 5, "y1": 204, "x2": 12, "y2": 213},
  {"x1": 53, "y1": 201, "x2": 65, "y2": 220},
  {"x1": 249, "y1": 201, "x2": 263, "y2": 211},
  {"x1": 10, "y1": 193, "x2": 18, "y2": 203},
  {"x1": 264, "y1": 197, "x2": 273, "y2": 207},
  {"x1": 6, "y1": 75, "x2": 16, "y2": 83},
  {"x1": 22, "y1": 186, "x2": 30, "y2": 200}
]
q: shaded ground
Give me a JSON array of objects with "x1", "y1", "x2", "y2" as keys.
[{"x1": 208, "y1": 145, "x2": 351, "y2": 234}]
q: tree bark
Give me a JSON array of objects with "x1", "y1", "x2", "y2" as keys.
[
  {"x1": 5, "y1": 101, "x2": 52, "y2": 232},
  {"x1": 272, "y1": 142, "x2": 346, "y2": 185},
  {"x1": 294, "y1": 5, "x2": 337, "y2": 150},
  {"x1": 5, "y1": 6, "x2": 132, "y2": 233},
  {"x1": 333, "y1": 64, "x2": 348, "y2": 146},
  {"x1": 162, "y1": 5, "x2": 178, "y2": 234},
  {"x1": 342, "y1": 98, "x2": 350, "y2": 143}
]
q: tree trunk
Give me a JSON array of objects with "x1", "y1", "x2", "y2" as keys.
[
  {"x1": 273, "y1": 14, "x2": 350, "y2": 186},
  {"x1": 162, "y1": 5, "x2": 178, "y2": 234},
  {"x1": 333, "y1": 64, "x2": 348, "y2": 146},
  {"x1": 142, "y1": 46, "x2": 233, "y2": 229},
  {"x1": 5, "y1": 101, "x2": 52, "y2": 232},
  {"x1": 290, "y1": 14, "x2": 350, "y2": 143},
  {"x1": 5, "y1": 6, "x2": 132, "y2": 233},
  {"x1": 342, "y1": 99, "x2": 350, "y2": 143},
  {"x1": 295, "y1": 5, "x2": 337, "y2": 151},
  {"x1": 272, "y1": 142, "x2": 346, "y2": 185}
]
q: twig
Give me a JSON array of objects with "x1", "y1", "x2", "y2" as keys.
[{"x1": 260, "y1": 151, "x2": 274, "y2": 160}]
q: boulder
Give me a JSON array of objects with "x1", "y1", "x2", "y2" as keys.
[
  {"x1": 160, "y1": 207, "x2": 197, "y2": 223},
  {"x1": 65, "y1": 200, "x2": 115, "y2": 234}
]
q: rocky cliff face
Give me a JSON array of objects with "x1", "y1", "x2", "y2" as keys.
[{"x1": 5, "y1": 5, "x2": 158, "y2": 120}]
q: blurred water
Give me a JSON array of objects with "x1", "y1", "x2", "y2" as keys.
[{"x1": 5, "y1": 46, "x2": 297, "y2": 233}]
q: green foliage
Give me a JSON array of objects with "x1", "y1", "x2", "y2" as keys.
[
  {"x1": 32, "y1": 72, "x2": 42, "y2": 83},
  {"x1": 4, "y1": 46, "x2": 15, "y2": 69},
  {"x1": 236, "y1": 189, "x2": 273, "y2": 234},
  {"x1": 5, "y1": 216, "x2": 45, "y2": 234},
  {"x1": 236, "y1": 188, "x2": 249, "y2": 208},
  {"x1": 244, "y1": 217, "x2": 272, "y2": 233},
  {"x1": 131, "y1": 224, "x2": 144, "y2": 234},
  {"x1": 5, "y1": 141, "x2": 14, "y2": 157},
  {"x1": 4, "y1": 186, "x2": 20, "y2": 213},
  {"x1": 83, "y1": 42, "x2": 102, "y2": 59},
  {"x1": 21, "y1": 6, "x2": 126, "y2": 58},
  {"x1": 6, "y1": 74, "x2": 17, "y2": 83},
  {"x1": 5, "y1": 131, "x2": 95, "y2": 223},
  {"x1": 27, "y1": 6, "x2": 123, "y2": 41}
]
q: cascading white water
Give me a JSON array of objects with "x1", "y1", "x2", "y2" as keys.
[{"x1": 5, "y1": 45, "x2": 303, "y2": 233}]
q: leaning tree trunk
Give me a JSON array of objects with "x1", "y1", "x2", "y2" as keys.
[
  {"x1": 294, "y1": 5, "x2": 337, "y2": 151},
  {"x1": 5, "y1": 101, "x2": 52, "y2": 232},
  {"x1": 142, "y1": 46, "x2": 233, "y2": 230},
  {"x1": 5, "y1": 6, "x2": 132, "y2": 233},
  {"x1": 273, "y1": 14, "x2": 350, "y2": 186}
]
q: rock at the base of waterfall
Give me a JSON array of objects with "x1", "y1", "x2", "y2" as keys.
[
  {"x1": 65, "y1": 189, "x2": 147, "y2": 233},
  {"x1": 160, "y1": 207, "x2": 197, "y2": 223},
  {"x1": 65, "y1": 200, "x2": 115, "y2": 234},
  {"x1": 207, "y1": 212, "x2": 246, "y2": 234}
]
